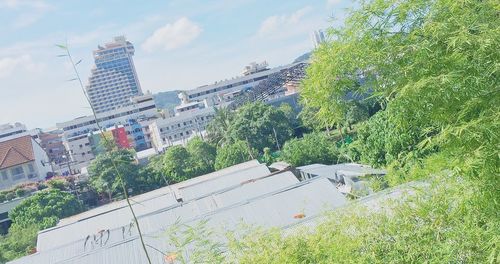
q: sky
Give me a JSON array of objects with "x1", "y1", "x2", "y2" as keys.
[{"x1": 0, "y1": 0, "x2": 354, "y2": 129}]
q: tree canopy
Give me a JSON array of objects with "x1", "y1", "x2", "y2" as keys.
[
  {"x1": 281, "y1": 132, "x2": 341, "y2": 167},
  {"x1": 214, "y1": 140, "x2": 257, "y2": 170},
  {"x1": 227, "y1": 102, "x2": 293, "y2": 151},
  {"x1": 88, "y1": 149, "x2": 141, "y2": 199},
  {"x1": 186, "y1": 137, "x2": 217, "y2": 176},
  {"x1": 9, "y1": 189, "x2": 83, "y2": 229}
]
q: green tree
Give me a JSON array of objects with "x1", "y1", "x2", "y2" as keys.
[
  {"x1": 46, "y1": 177, "x2": 70, "y2": 191},
  {"x1": 186, "y1": 137, "x2": 217, "y2": 176},
  {"x1": 0, "y1": 224, "x2": 39, "y2": 263},
  {"x1": 227, "y1": 102, "x2": 293, "y2": 151},
  {"x1": 281, "y1": 132, "x2": 341, "y2": 167},
  {"x1": 206, "y1": 107, "x2": 234, "y2": 147},
  {"x1": 343, "y1": 101, "x2": 369, "y2": 130},
  {"x1": 9, "y1": 189, "x2": 83, "y2": 229},
  {"x1": 261, "y1": 147, "x2": 274, "y2": 165},
  {"x1": 214, "y1": 140, "x2": 257, "y2": 170},
  {"x1": 88, "y1": 149, "x2": 140, "y2": 200},
  {"x1": 278, "y1": 103, "x2": 300, "y2": 129},
  {"x1": 162, "y1": 145, "x2": 195, "y2": 182}
]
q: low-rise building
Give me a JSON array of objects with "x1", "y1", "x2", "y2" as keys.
[
  {"x1": 56, "y1": 94, "x2": 159, "y2": 167},
  {"x1": 38, "y1": 129, "x2": 66, "y2": 165},
  {"x1": 0, "y1": 123, "x2": 41, "y2": 143},
  {"x1": 0, "y1": 136, "x2": 52, "y2": 190},
  {"x1": 149, "y1": 101, "x2": 215, "y2": 151}
]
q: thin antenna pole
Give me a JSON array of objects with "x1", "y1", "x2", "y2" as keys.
[{"x1": 60, "y1": 43, "x2": 152, "y2": 264}]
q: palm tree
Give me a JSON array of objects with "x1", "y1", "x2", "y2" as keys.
[{"x1": 206, "y1": 107, "x2": 234, "y2": 147}]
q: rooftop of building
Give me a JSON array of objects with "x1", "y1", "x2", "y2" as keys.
[
  {"x1": 0, "y1": 136, "x2": 35, "y2": 170},
  {"x1": 185, "y1": 62, "x2": 305, "y2": 96},
  {"x1": 8, "y1": 160, "x2": 398, "y2": 264}
]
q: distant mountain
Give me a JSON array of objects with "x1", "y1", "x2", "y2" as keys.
[
  {"x1": 153, "y1": 90, "x2": 181, "y2": 111},
  {"x1": 293, "y1": 52, "x2": 312, "y2": 63}
]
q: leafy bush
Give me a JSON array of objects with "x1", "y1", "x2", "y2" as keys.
[
  {"x1": 14, "y1": 188, "x2": 26, "y2": 198},
  {"x1": 88, "y1": 149, "x2": 141, "y2": 200},
  {"x1": 280, "y1": 132, "x2": 342, "y2": 167},
  {"x1": 0, "y1": 192, "x2": 6, "y2": 203},
  {"x1": 0, "y1": 223, "x2": 39, "y2": 262},
  {"x1": 5, "y1": 192, "x2": 15, "y2": 201},
  {"x1": 9, "y1": 189, "x2": 83, "y2": 229},
  {"x1": 227, "y1": 102, "x2": 293, "y2": 151},
  {"x1": 215, "y1": 140, "x2": 257, "y2": 170},
  {"x1": 37, "y1": 182, "x2": 48, "y2": 191},
  {"x1": 46, "y1": 178, "x2": 70, "y2": 191}
]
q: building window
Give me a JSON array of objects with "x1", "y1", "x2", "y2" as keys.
[
  {"x1": 1, "y1": 171, "x2": 8, "y2": 181},
  {"x1": 10, "y1": 167, "x2": 25, "y2": 180},
  {"x1": 28, "y1": 164, "x2": 35, "y2": 172}
]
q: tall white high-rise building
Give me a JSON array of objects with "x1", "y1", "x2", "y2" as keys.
[
  {"x1": 86, "y1": 36, "x2": 143, "y2": 113},
  {"x1": 311, "y1": 30, "x2": 326, "y2": 48}
]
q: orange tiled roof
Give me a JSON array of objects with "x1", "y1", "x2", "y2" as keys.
[{"x1": 0, "y1": 135, "x2": 35, "y2": 169}]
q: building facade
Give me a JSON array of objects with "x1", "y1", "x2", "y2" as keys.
[
  {"x1": 86, "y1": 36, "x2": 143, "y2": 114},
  {"x1": 178, "y1": 62, "x2": 304, "y2": 105},
  {"x1": 38, "y1": 129, "x2": 66, "y2": 165},
  {"x1": 0, "y1": 136, "x2": 52, "y2": 190},
  {"x1": 56, "y1": 94, "x2": 158, "y2": 166},
  {"x1": 149, "y1": 101, "x2": 215, "y2": 151},
  {"x1": 0, "y1": 123, "x2": 41, "y2": 143}
]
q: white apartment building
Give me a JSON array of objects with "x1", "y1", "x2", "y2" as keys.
[
  {"x1": 86, "y1": 36, "x2": 143, "y2": 114},
  {"x1": 150, "y1": 101, "x2": 216, "y2": 151},
  {"x1": 56, "y1": 94, "x2": 159, "y2": 166},
  {"x1": 0, "y1": 123, "x2": 41, "y2": 143},
  {"x1": 0, "y1": 136, "x2": 52, "y2": 190}
]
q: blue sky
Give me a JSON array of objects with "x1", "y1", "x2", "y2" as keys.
[{"x1": 0, "y1": 0, "x2": 354, "y2": 129}]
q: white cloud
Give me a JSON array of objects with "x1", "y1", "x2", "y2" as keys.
[
  {"x1": 257, "y1": 6, "x2": 313, "y2": 37},
  {"x1": 0, "y1": 0, "x2": 53, "y2": 28},
  {"x1": 0, "y1": 54, "x2": 44, "y2": 78},
  {"x1": 326, "y1": 0, "x2": 341, "y2": 9},
  {"x1": 141, "y1": 17, "x2": 202, "y2": 52}
]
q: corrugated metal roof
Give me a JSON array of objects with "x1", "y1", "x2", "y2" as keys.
[
  {"x1": 36, "y1": 161, "x2": 268, "y2": 252},
  {"x1": 178, "y1": 164, "x2": 271, "y2": 201},
  {"x1": 300, "y1": 163, "x2": 386, "y2": 180},
  {"x1": 9, "y1": 176, "x2": 345, "y2": 264},
  {"x1": 57, "y1": 160, "x2": 262, "y2": 227},
  {"x1": 36, "y1": 191, "x2": 178, "y2": 252},
  {"x1": 42, "y1": 172, "x2": 297, "y2": 263},
  {"x1": 282, "y1": 181, "x2": 426, "y2": 234},
  {"x1": 296, "y1": 163, "x2": 325, "y2": 171}
]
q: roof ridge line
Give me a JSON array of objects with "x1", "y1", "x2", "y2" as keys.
[{"x1": 0, "y1": 146, "x2": 14, "y2": 168}]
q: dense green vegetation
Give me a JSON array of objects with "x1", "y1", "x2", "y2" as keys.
[
  {"x1": 228, "y1": 0, "x2": 499, "y2": 262},
  {"x1": 281, "y1": 132, "x2": 342, "y2": 167},
  {"x1": 214, "y1": 140, "x2": 257, "y2": 170},
  {"x1": 0, "y1": 189, "x2": 83, "y2": 262},
  {"x1": 88, "y1": 149, "x2": 145, "y2": 200},
  {"x1": 166, "y1": 0, "x2": 500, "y2": 262},
  {"x1": 1, "y1": 0, "x2": 498, "y2": 262}
]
